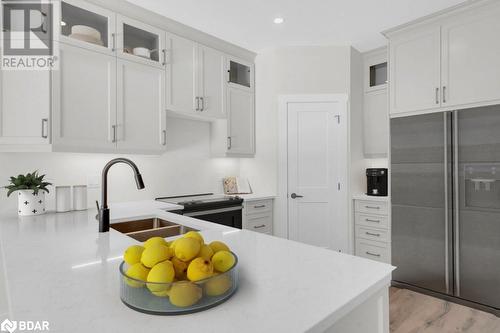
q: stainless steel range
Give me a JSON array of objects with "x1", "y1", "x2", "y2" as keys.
[{"x1": 156, "y1": 193, "x2": 243, "y2": 229}]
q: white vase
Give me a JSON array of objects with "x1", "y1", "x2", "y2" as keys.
[{"x1": 17, "y1": 190, "x2": 46, "y2": 216}]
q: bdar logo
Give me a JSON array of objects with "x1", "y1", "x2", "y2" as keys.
[{"x1": 0, "y1": 319, "x2": 17, "y2": 333}]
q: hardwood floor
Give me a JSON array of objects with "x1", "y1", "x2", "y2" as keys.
[{"x1": 390, "y1": 287, "x2": 500, "y2": 333}]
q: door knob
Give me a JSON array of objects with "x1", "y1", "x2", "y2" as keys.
[{"x1": 290, "y1": 193, "x2": 303, "y2": 199}]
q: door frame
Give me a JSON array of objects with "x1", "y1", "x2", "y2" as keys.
[{"x1": 277, "y1": 94, "x2": 351, "y2": 252}]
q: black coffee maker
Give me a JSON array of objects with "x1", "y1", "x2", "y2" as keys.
[{"x1": 366, "y1": 168, "x2": 388, "y2": 196}]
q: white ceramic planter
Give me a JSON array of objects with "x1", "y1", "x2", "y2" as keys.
[{"x1": 17, "y1": 190, "x2": 46, "y2": 216}]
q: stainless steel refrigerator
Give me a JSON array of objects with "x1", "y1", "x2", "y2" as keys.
[{"x1": 391, "y1": 105, "x2": 500, "y2": 314}]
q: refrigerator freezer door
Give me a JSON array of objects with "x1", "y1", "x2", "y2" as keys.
[
  {"x1": 456, "y1": 106, "x2": 500, "y2": 309},
  {"x1": 391, "y1": 112, "x2": 453, "y2": 294}
]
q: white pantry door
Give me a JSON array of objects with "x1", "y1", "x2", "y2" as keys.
[{"x1": 287, "y1": 99, "x2": 348, "y2": 252}]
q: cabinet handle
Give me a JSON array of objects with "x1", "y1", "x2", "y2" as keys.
[
  {"x1": 112, "y1": 125, "x2": 117, "y2": 143},
  {"x1": 253, "y1": 205, "x2": 266, "y2": 209},
  {"x1": 442, "y1": 86, "x2": 447, "y2": 103},
  {"x1": 253, "y1": 224, "x2": 266, "y2": 229},
  {"x1": 227, "y1": 136, "x2": 232, "y2": 150},
  {"x1": 162, "y1": 130, "x2": 167, "y2": 146},
  {"x1": 41, "y1": 118, "x2": 48, "y2": 138},
  {"x1": 195, "y1": 97, "x2": 200, "y2": 111},
  {"x1": 162, "y1": 49, "x2": 167, "y2": 66},
  {"x1": 366, "y1": 251, "x2": 381, "y2": 258},
  {"x1": 365, "y1": 218, "x2": 380, "y2": 223},
  {"x1": 111, "y1": 33, "x2": 116, "y2": 52},
  {"x1": 200, "y1": 97, "x2": 204, "y2": 111},
  {"x1": 365, "y1": 205, "x2": 380, "y2": 210},
  {"x1": 435, "y1": 87, "x2": 440, "y2": 104},
  {"x1": 365, "y1": 232, "x2": 381, "y2": 237}
]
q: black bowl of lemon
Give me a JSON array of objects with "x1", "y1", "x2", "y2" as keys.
[{"x1": 119, "y1": 231, "x2": 238, "y2": 315}]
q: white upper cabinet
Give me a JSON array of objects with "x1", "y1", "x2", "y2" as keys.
[
  {"x1": 197, "y1": 45, "x2": 226, "y2": 119},
  {"x1": 227, "y1": 85, "x2": 255, "y2": 155},
  {"x1": 116, "y1": 15, "x2": 166, "y2": 68},
  {"x1": 52, "y1": 43, "x2": 117, "y2": 152},
  {"x1": 389, "y1": 26, "x2": 442, "y2": 116},
  {"x1": 441, "y1": 4, "x2": 500, "y2": 109},
  {"x1": 116, "y1": 59, "x2": 166, "y2": 153},
  {"x1": 165, "y1": 33, "x2": 197, "y2": 116},
  {"x1": 60, "y1": 0, "x2": 115, "y2": 55},
  {"x1": 387, "y1": 1, "x2": 500, "y2": 116},
  {"x1": 0, "y1": 70, "x2": 50, "y2": 146}
]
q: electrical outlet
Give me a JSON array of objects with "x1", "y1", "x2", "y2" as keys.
[{"x1": 86, "y1": 174, "x2": 100, "y2": 189}]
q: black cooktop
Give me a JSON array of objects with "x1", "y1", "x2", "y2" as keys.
[{"x1": 155, "y1": 193, "x2": 243, "y2": 212}]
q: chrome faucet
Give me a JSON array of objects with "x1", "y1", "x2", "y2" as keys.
[{"x1": 98, "y1": 158, "x2": 145, "y2": 232}]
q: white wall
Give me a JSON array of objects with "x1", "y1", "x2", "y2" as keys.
[
  {"x1": 240, "y1": 45, "x2": 354, "y2": 238},
  {"x1": 0, "y1": 117, "x2": 240, "y2": 212}
]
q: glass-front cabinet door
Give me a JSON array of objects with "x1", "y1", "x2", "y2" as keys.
[
  {"x1": 60, "y1": 0, "x2": 115, "y2": 54},
  {"x1": 116, "y1": 15, "x2": 165, "y2": 68},
  {"x1": 226, "y1": 57, "x2": 254, "y2": 91}
]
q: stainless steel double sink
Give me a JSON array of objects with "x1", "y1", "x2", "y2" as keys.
[{"x1": 111, "y1": 218, "x2": 198, "y2": 242}]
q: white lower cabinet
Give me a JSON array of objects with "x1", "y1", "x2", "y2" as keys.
[
  {"x1": 0, "y1": 69, "x2": 50, "y2": 147},
  {"x1": 53, "y1": 43, "x2": 117, "y2": 152},
  {"x1": 243, "y1": 199, "x2": 273, "y2": 235},
  {"x1": 354, "y1": 198, "x2": 390, "y2": 264},
  {"x1": 116, "y1": 59, "x2": 167, "y2": 153}
]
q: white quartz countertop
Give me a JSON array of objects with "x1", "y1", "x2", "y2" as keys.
[
  {"x1": 0, "y1": 200, "x2": 393, "y2": 333},
  {"x1": 352, "y1": 194, "x2": 390, "y2": 202}
]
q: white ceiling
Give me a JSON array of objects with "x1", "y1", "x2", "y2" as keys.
[{"x1": 128, "y1": 0, "x2": 466, "y2": 53}]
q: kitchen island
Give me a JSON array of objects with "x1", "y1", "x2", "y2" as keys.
[{"x1": 0, "y1": 201, "x2": 394, "y2": 332}]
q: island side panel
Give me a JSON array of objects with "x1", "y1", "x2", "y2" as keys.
[{"x1": 323, "y1": 285, "x2": 389, "y2": 333}]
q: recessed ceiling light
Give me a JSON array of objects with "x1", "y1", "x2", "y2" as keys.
[{"x1": 273, "y1": 17, "x2": 284, "y2": 24}]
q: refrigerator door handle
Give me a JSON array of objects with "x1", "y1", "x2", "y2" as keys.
[
  {"x1": 453, "y1": 111, "x2": 460, "y2": 297},
  {"x1": 444, "y1": 112, "x2": 450, "y2": 294}
]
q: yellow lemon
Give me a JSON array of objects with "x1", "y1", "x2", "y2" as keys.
[
  {"x1": 205, "y1": 274, "x2": 232, "y2": 296},
  {"x1": 208, "y1": 241, "x2": 230, "y2": 254},
  {"x1": 211, "y1": 250, "x2": 235, "y2": 273},
  {"x1": 183, "y1": 231, "x2": 204, "y2": 245},
  {"x1": 174, "y1": 237, "x2": 201, "y2": 262},
  {"x1": 123, "y1": 245, "x2": 144, "y2": 265},
  {"x1": 147, "y1": 260, "x2": 175, "y2": 293},
  {"x1": 144, "y1": 236, "x2": 168, "y2": 248},
  {"x1": 187, "y1": 257, "x2": 214, "y2": 281},
  {"x1": 172, "y1": 257, "x2": 189, "y2": 280},
  {"x1": 125, "y1": 263, "x2": 150, "y2": 288},
  {"x1": 151, "y1": 289, "x2": 170, "y2": 297},
  {"x1": 141, "y1": 244, "x2": 170, "y2": 268},
  {"x1": 198, "y1": 244, "x2": 214, "y2": 261},
  {"x1": 169, "y1": 282, "x2": 202, "y2": 307}
]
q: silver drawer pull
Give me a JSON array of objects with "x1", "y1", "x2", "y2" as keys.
[
  {"x1": 253, "y1": 225, "x2": 266, "y2": 229},
  {"x1": 366, "y1": 232, "x2": 381, "y2": 237},
  {"x1": 365, "y1": 205, "x2": 380, "y2": 209},
  {"x1": 365, "y1": 219, "x2": 380, "y2": 223},
  {"x1": 366, "y1": 251, "x2": 381, "y2": 258},
  {"x1": 253, "y1": 205, "x2": 266, "y2": 209}
]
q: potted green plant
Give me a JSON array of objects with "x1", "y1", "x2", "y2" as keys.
[{"x1": 4, "y1": 171, "x2": 52, "y2": 216}]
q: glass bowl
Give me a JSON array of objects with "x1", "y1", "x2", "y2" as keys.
[{"x1": 119, "y1": 253, "x2": 238, "y2": 315}]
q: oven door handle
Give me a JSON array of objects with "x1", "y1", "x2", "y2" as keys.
[{"x1": 184, "y1": 206, "x2": 243, "y2": 217}]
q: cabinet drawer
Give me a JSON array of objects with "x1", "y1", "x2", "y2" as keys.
[
  {"x1": 356, "y1": 225, "x2": 390, "y2": 243},
  {"x1": 246, "y1": 213, "x2": 272, "y2": 234},
  {"x1": 355, "y1": 213, "x2": 389, "y2": 229},
  {"x1": 245, "y1": 199, "x2": 273, "y2": 215},
  {"x1": 356, "y1": 239, "x2": 390, "y2": 264},
  {"x1": 355, "y1": 200, "x2": 388, "y2": 215}
]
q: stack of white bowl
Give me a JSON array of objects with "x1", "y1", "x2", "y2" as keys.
[{"x1": 69, "y1": 25, "x2": 104, "y2": 46}]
